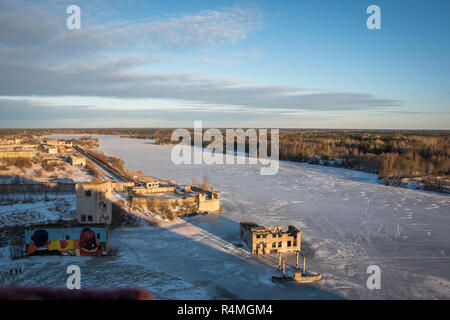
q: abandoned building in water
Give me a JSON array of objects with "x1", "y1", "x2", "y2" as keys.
[{"x1": 240, "y1": 222, "x2": 301, "y2": 255}]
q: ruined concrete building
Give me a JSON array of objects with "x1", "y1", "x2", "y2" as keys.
[
  {"x1": 39, "y1": 145, "x2": 58, "y2": 154},
  {"x1": 44, "y1": 158, "x2": 65, "y2": 165},
  {"x1": 131, "y1": 180, "x2": 176, "y2": 195},
  {"x1": 38, "y1": 139, "x2": 73, "y2": 154},
  {"x1": 196, "y1": 189, "x2": 221, "y2": 212},
  {"x1": 76, "y1": 181, "x2": 112, "y2": 225},
  {"x1": 130, "y1": 186, "x2": 221, "y2": 214},
  {"x1": 0, "y1": 139, "x2": 37, "y2": 159},
  {"x1": 0, "y1": 150, "x2": 35, "y2": 159},
  {"x1": 41, "y1": 139, "x2": 72, "y2": 147},
  {"x1": 69, "y1": 155, "x2": 86, "y2": 167},
  {"x1": 240, "y1": 222, "x2": 301, "y2": 255},
  {"x1": 111, "y1": 181, "x2": 135, "y2": 192}
]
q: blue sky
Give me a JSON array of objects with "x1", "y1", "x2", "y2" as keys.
[{"x1": 0, "y1": 0, "x2": 449, "y2": 128}]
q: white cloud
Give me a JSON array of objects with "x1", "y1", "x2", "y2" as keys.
[
  {"x1": 0, "y1": 0, "x2": 405, "y2": 127},
  {"x1": 0, "y1": 1, "x2": 263, "y2": 51}
]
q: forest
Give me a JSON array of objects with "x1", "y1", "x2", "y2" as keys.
[{"x1": 277, "y1": 130, "x2": 449, "y2": 180}]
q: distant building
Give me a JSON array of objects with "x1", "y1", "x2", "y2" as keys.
[
  {"x1": 69, "y1": 155, "x2": 86, "y2": 167},
  {"x1": 145, "y1": 180, "x2": 159, "y2": 189},
  {"x1": 0, "y1": 138, "x2": 21, "y2": 145},
  {"x1": 44, "y1": 158, "x2": 65, "y2": 165},
  {"x1": 131, "y1": 180, "x2": 177, "y2": 194},
  {"x1": 57, "y1": 146, "x2": 72, "y2": 154},
  {"x1": 41, "y1": 139, "x2": 58, "y2": 145},
  {"x1": 47, "y1": 147, "x2": 58, "y2": 154},
  {"x1": 112, "y1": 181, "x2": 135, "y2": 192},
  {"x1": 76, "y1": 181, "x2": 112, "y2": 225},
  {"x1": 240, "y1": 222, "x2": 301, "y2": 255},
  {"x1": 196, "y1": 190, "x2": 221, "y2": 212},
  {"x1": 0, "y1": 151, "x2": 35, "y2": 159},
  {"x1": 40, "y1": 144, "x2": 58, "y2": 154}
]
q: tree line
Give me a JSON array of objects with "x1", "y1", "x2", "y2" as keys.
[{"x1": 3, "y1": 129, "x2": 448, "y2": 182}]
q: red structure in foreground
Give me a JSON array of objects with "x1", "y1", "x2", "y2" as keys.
[{"x1": 0, "y1": 287, "x2": 153, "y2": 300}]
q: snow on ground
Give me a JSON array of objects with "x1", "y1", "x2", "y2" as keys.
[
  {"x1": 3, "y1": 136, "x2": 449, "y2": 300},
  {"x1": 0, "y1": 194, "x2": 76, "y2": 227},
  {"x1": 0, "y1": 162, "x2": 92, "y2": 184}
]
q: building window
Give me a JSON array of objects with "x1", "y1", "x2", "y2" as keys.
[
  {"x1": 88, "y1": 215, "x2": 93, "y2": 222},
  {"x1": 293, "y1": 240, "x2": 297, "y2": 247},
  {"x1": 256, "y1": 235, "x2": 261, "y2": 239},
  {"x1": 287, "y1": 241, "x2": 291, "y2": 247},
  {"x1": 272, "y1": 242, "x2": 276, "y2": 248},
  {"x1": 85, "y1": 190, "x2": 91, "y2": 197},
  {"x1": 278, "y1": 242, "x2": 282, "y2": 248},
  {"x1": 97, "y1": 233, "x2": 101, "y2": 240},
  {"x1": 81, "y1": 215, "x2": 86, "y2": 222}
]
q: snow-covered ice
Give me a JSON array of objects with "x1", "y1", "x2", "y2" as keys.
[{"x1": 2, "y1": 136, "x2": 448, "y2": 299}]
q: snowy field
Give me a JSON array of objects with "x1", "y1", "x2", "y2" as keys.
[
  {"x1": 0, "y1": 161, "x2": 92, "y2": 184},
  {"x1": 2, "y1": 136, "x2": 449, "y2": 299},
  {"x1": 0, "y1": 194, "x2": 76, "y2": 227}
]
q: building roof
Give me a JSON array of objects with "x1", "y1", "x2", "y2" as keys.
[{"x1": 240, "y1": 221, "x2": 299, "y2": 235}]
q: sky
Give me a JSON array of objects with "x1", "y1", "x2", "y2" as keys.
[{"x1": 0, "y1": 0, "x2": 449, "y2": 129}]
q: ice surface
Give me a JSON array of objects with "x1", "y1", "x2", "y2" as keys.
[{"x1": 2, "y1": 136, "x2": 448, "y2": 299}]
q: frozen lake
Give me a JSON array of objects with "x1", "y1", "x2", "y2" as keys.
[{"x1": 2, "y1": 135, "x2": 449, "y2": 299}]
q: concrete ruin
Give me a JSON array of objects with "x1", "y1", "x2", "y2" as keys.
[
  {"x1": 39, "y1": 144, "x2": 58, "y2": 154},
  {"x1": 0, "y1": 137, "x2": 75, "y2": 158},
  {"x1": 130, "y1": 186, "x2": 221, "y2": 214},
  {"x1": 0, "y1": 139, "x2": 37, "y2": 159},
  {"x1": 196, "y1": 189, "x2": 221, "y2": 212},
  {"x1": 76, "y1": 181, "x2": 112, "y2": 225},
  {"x1": 111, "y1": 181, "x2": 135, "y2": 192},
  {"x1": 39, "y1": 139, "x2": 73, "y2": 154},
  {"x1": 0, "y1": 150, "x2": 35, "y2": 159},
  {"x1": 72, "y1": 147, "x2": 222, "y2": 218},
  {"x1": 69, "y1": 155, "x2": 87, "y2": 167},
  {"x1": 240, "y1": 222, "x2": 301, "y2": 255},
  {"x1": 131, "y1": 180, "x2": 176, "y2": 195},
  {"x1": 44, "y1": 158, "x2": 65, "y2": 165}
]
